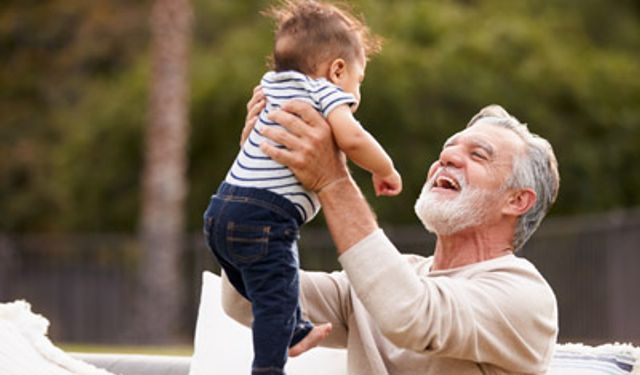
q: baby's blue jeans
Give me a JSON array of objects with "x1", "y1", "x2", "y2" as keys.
[{"x1": 203, "y1": 182, "x2": 313, "y2": 375}]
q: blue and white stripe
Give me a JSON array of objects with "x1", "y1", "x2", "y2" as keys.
[{"x1": 225, "y1": 70, "x2": 356, "y2": 223}]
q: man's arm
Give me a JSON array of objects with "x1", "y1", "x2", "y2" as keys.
[
  {"x1": 317, "y1": 177, "x2": 380, "y2": 253},
  {"x1": 221, "y1": 269, "x2": 353, "y2": 348},
  {"x1": 220, "y1": 271, "x2": 253, "y2": 327}
]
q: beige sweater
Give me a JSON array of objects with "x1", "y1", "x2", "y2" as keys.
[{"x1": 222, "y1": 229, "x2": 558, "y2": 375}]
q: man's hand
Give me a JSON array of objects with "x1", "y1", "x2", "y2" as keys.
[
  {"x1": 240, "y1": 85, "x2": 265, "y2": 147},
  {"x1": 260, "y1": 100, "x2": 350, "y2": 192}
]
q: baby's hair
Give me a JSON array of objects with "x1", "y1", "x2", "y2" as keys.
[{"x1": 263, "y1": 0, "x2": 382, "y2": 74}]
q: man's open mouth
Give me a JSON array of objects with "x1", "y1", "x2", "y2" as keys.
[{"x1": 433, "y1": 174, "x2": 461, "y2": 191}]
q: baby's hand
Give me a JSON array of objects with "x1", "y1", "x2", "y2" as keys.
[{"x1": 373, "y1": 170, "x2": 402, "y2": 197}]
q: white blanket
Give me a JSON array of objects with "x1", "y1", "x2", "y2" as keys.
[{"x1": 0, "y1": 300, "x2": 115, "y2": 375}]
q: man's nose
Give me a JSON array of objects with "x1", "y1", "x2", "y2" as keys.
[{"x1": 438, "y1": 146, "x2": 464, "y2": 168}]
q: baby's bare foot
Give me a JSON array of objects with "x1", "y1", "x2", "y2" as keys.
[{"x1": 288, "y1": 323, "x2": 332, "y2": 358}]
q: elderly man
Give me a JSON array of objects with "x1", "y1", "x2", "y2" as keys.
[{"x1": 222, "y1": 100, "x2": 560, "y2": 375}]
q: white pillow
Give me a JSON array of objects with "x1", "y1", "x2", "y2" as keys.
[
  {"x1": 548, "y1": 342, "x2": 640, "y2": 375},
  {"x1": 0, "y1": 300, "x2": 114, "y2": 375},
  {"x1": 188, "y1": 271, "x2": 347, "y2": 375}
]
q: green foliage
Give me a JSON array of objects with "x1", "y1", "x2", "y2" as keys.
[
  {"x1": 0, "y1": 0, "x2": 148, "y2": 230},
  {"x1": 352, "y1": 0, "x2": 640, "y2": 223},
  {"x1": 2, "y1": 0, "x2": 639, "y2": 232},
  {"x1": 51, "y1": 63, "x2": 149, "y2": 231}
]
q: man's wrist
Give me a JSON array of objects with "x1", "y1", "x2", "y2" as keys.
[
  {"x1": 317, "y1": 175, "x2": 379, "y2": 254},
  {"x1": 317, "y1": 176, "x2": 352, "y2": 197}
]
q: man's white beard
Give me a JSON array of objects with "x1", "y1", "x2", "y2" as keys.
[{"x1": 414, "y1": 169, "x2": 499, "y2": 236}]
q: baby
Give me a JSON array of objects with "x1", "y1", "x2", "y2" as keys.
[{"x1": 203, "y1": 1, "x2": 401, "y2": 374}]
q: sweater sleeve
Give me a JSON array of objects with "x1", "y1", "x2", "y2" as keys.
[
  {"x1": 220, "y1": 271, "x2": 253, "y2": 327},
  {"x1": 299, "y1": 270, "x2": 352, "y2": 348},
  {"x1": 221, "y1": 269, "x2": 353, "y2": 349},
  {"x1": 338, "y1": 229, "x2": 557, "y2": 373},
  {"x1": 338, "y1": 229, "x2": 433, "y2": 348}
]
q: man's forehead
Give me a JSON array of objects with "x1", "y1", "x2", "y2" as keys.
[
  {"x1": 444, "y1": 124, "x2": 524, "y2": 152},
  {"x1": 444, "y1": 129, "x2": 493, "y2": 149}
]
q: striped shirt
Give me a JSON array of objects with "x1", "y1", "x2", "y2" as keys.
[{"x1": 224, "y1": 70, "x2": 357, "y2": 223}]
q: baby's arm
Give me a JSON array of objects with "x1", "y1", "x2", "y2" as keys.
[{"x1": 327, "y1": 105, "x2": 402, "y2": 196}]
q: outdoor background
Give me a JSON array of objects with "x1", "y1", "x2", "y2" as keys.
[{"x1": 1, "y1": 0, "x2": 639, "y2": 348}]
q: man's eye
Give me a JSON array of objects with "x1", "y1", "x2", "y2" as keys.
[{"x1": 472, "y1": 151, "x2": 487, "y2": 160}]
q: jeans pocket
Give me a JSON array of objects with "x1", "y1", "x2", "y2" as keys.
[{"x1": 226, "y1": 222, "x2": 270, "y2": 263}]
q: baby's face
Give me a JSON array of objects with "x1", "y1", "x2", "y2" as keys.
[{"x1": 339, "y1": 54, "x2": 366, "y2": 113}]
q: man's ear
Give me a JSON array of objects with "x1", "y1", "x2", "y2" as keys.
[
  {"x1": 503, "y1": 188, "x2": 537, "y2": 216},
  {"x1": 328, "y1": 58, "x2": 346, "y2": 83}
]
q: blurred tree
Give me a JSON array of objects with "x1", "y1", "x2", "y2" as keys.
[
  {"x1": 0, "y1": 0, "x2": 149, "y2": 231},
  {"x1": 1, "y1": 0, "x2": 639, "y2": 233},
  {"x1": 135, "y1": 0, "x2": 193, "y2": 344}
]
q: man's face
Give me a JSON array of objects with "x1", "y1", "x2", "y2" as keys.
[{"x1": 414, "y1": 123, "x2": 524, "y2": 235}]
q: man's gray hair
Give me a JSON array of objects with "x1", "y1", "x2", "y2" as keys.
[{"x1": 467, "y1": 105, "x2": 560, "y2": 251}]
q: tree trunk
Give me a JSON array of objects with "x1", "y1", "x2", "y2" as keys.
[{"x1": 136, "y1": 0, "x2": 192, "y2": 344}]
